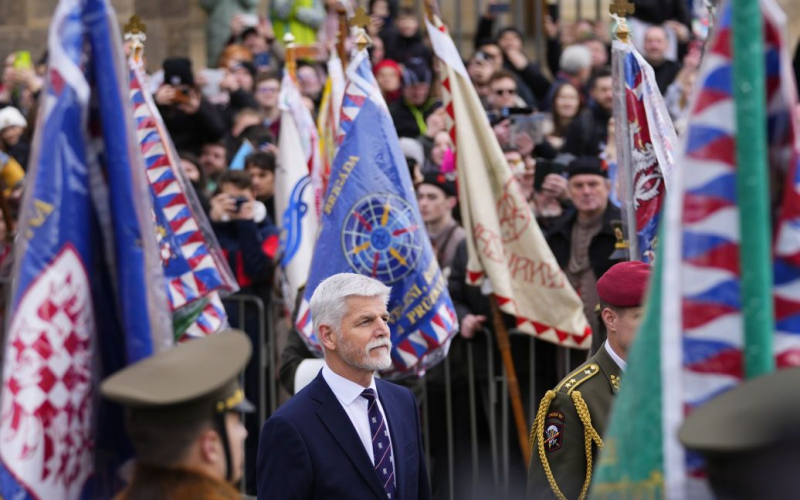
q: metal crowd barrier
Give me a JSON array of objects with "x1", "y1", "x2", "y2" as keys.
[
  {"x1": 412, "y1": 327, "x2": 578, "y2": 500},
  {"x1": 0, "y1": 269, "x2": 587, "y2": 499},
  {"x1": 221, "y1": 292, "x2": 277, "y2": 498}
]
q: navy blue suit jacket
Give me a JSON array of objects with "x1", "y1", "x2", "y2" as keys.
[{"x1": 257, "y1": 371, "x2": 432, "y2": 499}]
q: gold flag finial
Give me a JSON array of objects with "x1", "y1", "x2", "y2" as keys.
[
  {"x1": 609, "y1": 0, "x2": 635, "y2": 43},
  {"x1": 124, "y1": 15, "x2": 147, "y2": 35},
  {"x1": 124, "y1": 15, "x2": 147, "y2": 63},
  {"x1": 284, "y1": 32, "x2": 297, "y2": 80},
  {"x1": 349, "y1": 7, "x2": 372, "y2": 52},
  {"x1": 350, "y1": 7, "x2": 370, "y2": 30},
  {"x1": 355, "y1": 30, "x2": 372, "y2": 52},
  {"x1": 609, "y1": 0, "x2": 635, "y2": 17}
]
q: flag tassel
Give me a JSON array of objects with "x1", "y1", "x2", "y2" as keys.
[{"x1": 490, "y1": 294, "x2": 531, "y2": 467}]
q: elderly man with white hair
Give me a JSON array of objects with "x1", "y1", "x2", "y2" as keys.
[
  {"x1": 257, "y1": 273, "x2": 432, "y2": 500},
  {"x1": 541, "y1": 44, "x2": 594, "y2": 111}
]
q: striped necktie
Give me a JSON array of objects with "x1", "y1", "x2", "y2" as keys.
[{"x1": 361, "y1": 388, "x2": 396, "y2": 499}]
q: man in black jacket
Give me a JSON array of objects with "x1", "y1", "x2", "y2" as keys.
[
  {"x1": 546, "y1": 157, "x2": 621, "y2": 353},
  {"x1": 390, "y1": 57, "x2": 440, "y2": 138},
  {"x1": 644, "y1": 25, "x2": 682, "y2": 94}
]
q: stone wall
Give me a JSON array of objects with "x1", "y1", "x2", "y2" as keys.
[
  {"x1": 0, "y1": 0, "x2": 798, "y2": 73},
  {"x1": 0, "y1": 0, "x2": 269, "y2": 72}
]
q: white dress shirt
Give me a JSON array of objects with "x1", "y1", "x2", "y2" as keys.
[
  {"x1": 604, "y1": 341, "x2": 627, "y2": 372},
  {"x1": 322, "y1": 364, "x2": 396, "y2": 483}
]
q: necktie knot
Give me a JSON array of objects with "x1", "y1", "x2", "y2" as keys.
[{"x1": 361, "y1": 388, "x2": 376, "y2": 401}]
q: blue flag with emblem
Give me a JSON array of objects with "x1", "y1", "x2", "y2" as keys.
[
  {"x1": 0, "y1": 0, "x2": 171, "y2": 498},
  {"x1": 295, "y1": 50, "x2": 458, "y2": 378}
]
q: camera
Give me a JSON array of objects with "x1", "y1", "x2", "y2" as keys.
[{"x1": 233, "y1": 196, "x2": 248, "y2": 213}]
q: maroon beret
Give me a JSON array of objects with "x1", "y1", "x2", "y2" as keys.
[{"x1": 596, "y1": 261, "x2": 652, "y2": 308}]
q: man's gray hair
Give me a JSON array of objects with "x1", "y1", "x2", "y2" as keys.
[
  {"x1": 309, "y1": 273, "x2": 391, "y2": 336},
  {"x1": 559, "y1": 45, "x2": 592, "y2": 76}
]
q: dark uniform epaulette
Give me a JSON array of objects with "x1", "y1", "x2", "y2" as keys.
[{"x1": 529, "y1": 362, "x2": 605, "y2": 500}]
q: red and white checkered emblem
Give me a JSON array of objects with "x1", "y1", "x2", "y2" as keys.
[{"x1": 0, "y1": 246, "x2": 94, "y2": 499}]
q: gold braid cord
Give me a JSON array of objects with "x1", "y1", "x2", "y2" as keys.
[
  {"x1": 571, "y1": 391, "x2": 604, "y2": 500},
  {"x1": 531, "y1": 390, "x2": 568, "y2": 500}
]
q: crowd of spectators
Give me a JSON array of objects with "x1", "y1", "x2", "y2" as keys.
[{"x1": 1, "y1": 0, "x2": 797, "y2": 497}]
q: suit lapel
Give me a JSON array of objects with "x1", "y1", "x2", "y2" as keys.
[
  {"x1": 377, "y1": 380, "x2": 406, "y2": 499},
  {"x1": 311, "y1": 373, "x2": 386, "y2": 499}
]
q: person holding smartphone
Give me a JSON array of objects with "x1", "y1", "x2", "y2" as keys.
[{"x1": 155, "y1": 58, "x2": 226, "y2": 156}]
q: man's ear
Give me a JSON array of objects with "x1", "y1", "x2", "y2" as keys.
[
  {"x1": 319, "y1": 324, "x2": 337, "y2": 351},
  {"x1": 601, "y1": 307, "x2": 617, "y2": 333},
  {"x1": 447, "y1": 196, "x2": 458, "y2": 210},
  {"x1": 199, "y1": 427, "x2": 223, "y2": 466}
]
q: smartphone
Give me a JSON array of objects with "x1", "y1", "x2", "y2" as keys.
[
  {"x1": 488, "y1": 106, "x2": 534, "y2": 127},
  {"x1": 238, "y1": 13, "x2": 259, "y2": 28},
  {"x1": 510, "y1": 112, "x2": 547, "y2": 146},
  {"x1": 254, "y1": 52, "x2": 272, "y2": 69},
  {"x1": 200, "y1": 68, "x2": 225, "y2": 99},
  {"x1": 172, "y1": 86, "x2": 192, "y2": 104},
  {"x1": 14, "y1": 51, "x2": 32, "y2": 70},
  {"x1": 534, "y1": 160, "x2": 568, "y2": 192},
  {"x1": 489, "y1": 3, "x2": 511, "y2": 14}
]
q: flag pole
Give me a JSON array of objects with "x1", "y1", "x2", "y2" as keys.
[
  {"x1": 731, "y1": 0, "x2": 774, "y2": 378},
  {"x1": 335, "y1": 4, "x2": 349, "y2": 70},
  {"x1": 489, "y1": 295, "x2": 532, "y2": 466},
  {"x1": 423, "y1": 0, "x2": 531, "y2": 467},
  {"x1": 610, "y1": 0, "x2": 636, "y2": 261},
  {"x1": 284, "y1": 33, "x2": 297, "y2": 82}
]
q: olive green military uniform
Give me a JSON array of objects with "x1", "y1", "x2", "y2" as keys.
[{"x1": 527, "y1": 343, "x2": 622, "y2": 500}]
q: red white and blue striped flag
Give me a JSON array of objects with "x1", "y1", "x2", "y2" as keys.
[
  {"x1": 611, "y1": 37, "x2": 678, "y2": 263},
  {"x1": 0, "y1": 0, "x2": 172, "y2": 498},
  {"x1": 128, "y1": 59, "x2": 238, "y2": 340},
  {"x1": 593, "y1": 0, "x2": 800, "y2": 497}
]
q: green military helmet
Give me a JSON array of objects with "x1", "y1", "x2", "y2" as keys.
[{"x1": 679, "y1": 366, "x2": 800, "y2": 499}]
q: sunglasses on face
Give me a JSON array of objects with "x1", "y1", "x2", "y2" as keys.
[{"x1": 494, "y1": 88, "x2": 517, "y2": 96}]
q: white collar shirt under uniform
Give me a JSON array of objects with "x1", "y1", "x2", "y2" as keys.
[
  {"x1": 605, "y1": 341, "x2": 627, "y2": 372},
  {"x1": 322, "y1": 364, "x2": 396, "y2": 485}
]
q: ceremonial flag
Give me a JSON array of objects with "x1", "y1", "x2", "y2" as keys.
[
  {"x1": 592, "y1": 1, "x2": 800, "y2": 497},
  {"x1": 426, "y1": 17, "x2": 591, "y2": 349},
  {"x1": 275, "y1": 71, "x2": 320, "y2": 312},
  {"x1": 611, "y1": 37, "x2": 678, "y2": 263},
  {"x1": 295, "y1": 50, "x2": 457, "y2": 377},
  {"x1": 0, "y1": 0, "x2": 172, "y2": 498},
  {"x1": 128, "y1": 59, "x2": 238, "y2": 341},
  {"x1": 314, "y1": 51, "x2": 346, "y2": 205}
]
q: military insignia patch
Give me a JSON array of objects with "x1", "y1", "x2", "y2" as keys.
[
  {"x1": 610, "y1": 374, "x2": 621, "y2": 392},
  {"x1": 544, "y1": 422, "x2": 564, "y2": 452}
]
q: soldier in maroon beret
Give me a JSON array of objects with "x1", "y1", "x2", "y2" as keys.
[{"x1": 528, "y1": 261, "x2": 651, "y2": 500}]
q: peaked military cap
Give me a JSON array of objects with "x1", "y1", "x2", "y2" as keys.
[
  {"x1": 679, "y1": 366, "x2": 800, "y2": 452},
  {"x1": 101, "y1": 330, "x2": 254, "y2": 424},
  {"x1": 679, "y1": 367, "x2": 800, "y2": 499}
]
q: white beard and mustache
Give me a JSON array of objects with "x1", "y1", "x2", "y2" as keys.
[{"x1": 338, "y1": 335, "x2": 393, "y2": 371}]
